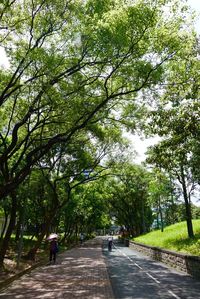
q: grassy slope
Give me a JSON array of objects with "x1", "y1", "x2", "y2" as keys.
[{"x1": 132, "y1": 219, "x2": 200, "y2": 256}]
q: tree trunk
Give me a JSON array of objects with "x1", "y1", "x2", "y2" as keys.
[
  {"x1": 156, "y1": 205, "x2": 159, "y2": 229},
  {"x1": 0, "y1": 209, "x2": 9, "y2": 241},
  {"x1": 15, "y1": 219, "x2": 21, "y2": 242},
  {"x1": 15, "y1": 207, "x2": 22, "y2": 242},
  {"x1": 0, "y1": 193, "x2": 17, "y2": 268},
  {"x1": 26, "y1": 216, "x2": 53, "y2": 260},
  {"x1": 141, "y1": 198, "x2": 146, "y2": 234},
  {"x1": 180, "y1": 165, "x2": 194, "y2": 238},
  {"x1": 26, "y1": 231, "x2": 46, "y2": 260},
  {"x1": 169, "y1": 176, "x2": 176, "y2": 224},
  {"x1": 16, "y1": 207, "x2": 25, "y2": 268},
  {"x1": 158, "y1": 196, "x2": 164, "y2": 232}
]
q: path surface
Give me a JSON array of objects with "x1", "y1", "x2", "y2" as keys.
[
  {"x1": 1, "y1": 237, "x2": 200, "y2": 299},
  {"x1": 104, "y1": 241, "x2": 200, "y2": 299},
  {"x1": 0, "y1": 237, "x2": 114, "y2": 299}
]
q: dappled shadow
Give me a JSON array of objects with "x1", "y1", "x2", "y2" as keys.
[
  {"x1": 103, "y1": 241, "x2": 200, "y2": 299},
  {"x1": 157, "y1": 234, "x2": 200, "y2": 278},
  {"x1": 0, "y1": 238, "x2": 113, "y2": 298}
]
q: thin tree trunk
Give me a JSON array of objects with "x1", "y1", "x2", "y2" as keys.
[
  {"x1": 156, "y1": 204, "x2": 159, "y2": 229},
  {"x1": 169, "y1": 176, "x2": 176, "y2": 224},
  {"x1": 180, "y1": 165, "x2": 194, "y2": 238},
  {"x1": 26, "y1": 231, "x2": 46, "y2": 260},
  {"x1": 26, "y1": 215, "x2": 53, "y2": 260},
  {"x1": 0, "y1": 209, "x2": 9, "y2": 241},
  {"x1": 16, "y1": 207, "x2": 25, "y2": 268},
  {"x1": 15, "y1": 204, "x2": 23, "y2": 242},
  {"x1": 141, "y1": 198, "x2": 146, "y2": 234},
  {"x1": 0, "y1": 192, "x2": 17, "y2": 269},
  {"x1": 158, "y1": 196, "x2": 164, "y2": 232}
]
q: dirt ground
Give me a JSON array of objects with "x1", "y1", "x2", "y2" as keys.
[{"x1": 0, "y1": 259, "x2": 33, "y2": 283}]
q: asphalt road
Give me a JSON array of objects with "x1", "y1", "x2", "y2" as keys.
[{"x1": 103, "y1": 240, "x2": 200, "y2": 299}]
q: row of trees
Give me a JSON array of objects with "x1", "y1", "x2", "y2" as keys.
[
  {"x1": 2, "y1": 157, "x2": 199, "y2": 262},
  {"x1": 143, "y1": 42, "x2": 200, "y2": 238},
  {"x1": 0, "y1": 0, "x2": 199, "y2": 268}
]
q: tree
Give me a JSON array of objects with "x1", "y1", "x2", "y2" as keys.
[
  {"x1": 148, "y1": 168, "x2": 174, "y2": 231},
  {"x1": 107, "y1": 163, "x2": 152, "y2": 236},
  {"x1": 0, "y1": 100, "x2": 126, "y2": 265},
  {"x1": 23, "y1": 137, "x2": 111, "y2": 260},
  {"x1": 146, "y1": 140, "x2": 195, "y2": 238},
  {"x1": 0, "y1": 0, "x2": 197, "y2": 267},
  {"x1": 142, "y1": 37, "x2": 200, "y2": 238},
  {"x1": 67, "y1": 180, "x2": 111, "y2": 236},
  {"x1": 0, "y1": 0, "x2": 195, "y2": 201}
]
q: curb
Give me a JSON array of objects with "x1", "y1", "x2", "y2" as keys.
[
  {"x1": 0, "y1": 244, "x2": 76, "y2": 292},
  {"x1": 0, "y1": 259, "x2": 48, "y2": 291}
]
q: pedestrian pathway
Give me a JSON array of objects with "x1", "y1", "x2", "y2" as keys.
[{"x1": 0, "y1": 237, "x2": 114, "y2": 299}]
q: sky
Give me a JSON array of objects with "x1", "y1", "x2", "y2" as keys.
[
  {"x1": 187, "y1": 0, "x2": 200, "y2": 30},
  {"x1": 131, "y1": 0, "x2": 200, "y2": 164},
  {"x1": 129, "y1": 0, "x2": 200, "y2": 206}
]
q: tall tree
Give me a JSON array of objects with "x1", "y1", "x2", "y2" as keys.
[
  {"x1": 0, "y1": 0, "x2": 195, "y2": 201},
  {"x1": 142, "y1": 38, "x2": 200, "y2": 238},
  {"x1": 148, "y1": 168, "x2": 174, "y2": 232},
  {"x1": 107, "y1": 163, "x2": 152, "y2": 236},
  {"x1": 146, "y1": 140, "x2": 195, "y2": 238}
]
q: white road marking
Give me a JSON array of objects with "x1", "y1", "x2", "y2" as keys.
[
  {"x1": 168, "y1": 290, "x2": 181, "y2": 299},
  {"x1": 111, "y1": 244, "x2": 183, "y2": 298},
  {"x1": 127, "y1": 256, "x2": 143, "y2": 270},
  {"x1": 115, "y1": 245, "x2": 161, "y2": 283},
  {"x1": 146, "y1": 272, "x2": 160, "y2": 284},
  {"x1": 134, "y1": 262, "x2": 143, "y2": 270}
]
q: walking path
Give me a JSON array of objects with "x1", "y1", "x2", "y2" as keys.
[{"x1": 0, "y1": 237, "x2": 114, "y2": 299}]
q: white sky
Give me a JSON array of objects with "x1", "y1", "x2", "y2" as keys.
[
  {"x1": 130, "y1": 0, "x2": 200, "y2": 206},
  {"x1": 188, "y1": 0, "x2": 200, "y2": 30},
  {"x1": 131, "y1": 0, "x2": 200, "y2": 164}
]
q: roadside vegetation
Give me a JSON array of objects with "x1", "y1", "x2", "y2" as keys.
[
  {"x1": 0, "y1": 0, "x2": 200, "y2": 277},
  {"x1": 133, "y1": 220, "x2": 200, "y2": 256}
]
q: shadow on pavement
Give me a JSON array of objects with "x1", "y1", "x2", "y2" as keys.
[
  {"x1": 103, "y1": 241, "x2": 200, "y2": 299},
  {"x1": 0, "y1": 238, "x2": 113, "y2": 299}
]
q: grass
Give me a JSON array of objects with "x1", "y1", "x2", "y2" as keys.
[{"x1": 132, "y1": 219, "x2": 200, "y2": 256}]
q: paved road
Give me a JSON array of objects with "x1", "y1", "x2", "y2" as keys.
[
  {"x1": 0, "y1": 238, "x2": 114, "y2": 299},
  {"x1": 103, "y1": 241, "x2": 200, "y2": 299}
]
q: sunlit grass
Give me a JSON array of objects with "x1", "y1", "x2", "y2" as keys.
[{"x1": 133, "y1": 219, "x2": 200, "y2": 256}]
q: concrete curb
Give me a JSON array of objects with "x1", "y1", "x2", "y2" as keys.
[{"x1": 0, "y1": 259, "x2": 48, "y2": 291}]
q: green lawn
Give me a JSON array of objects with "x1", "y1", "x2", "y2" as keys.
[{"x1": 132, "y1": 219, "x2": 200, "y2": 256}]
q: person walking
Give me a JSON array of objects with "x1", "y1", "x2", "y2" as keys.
[
  {"x1": 80, "y1": 233, "x2": 84, "y2": 245},
  {"x1": 49, "y1": 237, "x2": 58, "y2": 264},
  {"x1": 107, "y1": 236, "x2": 113, "y2": 251}
]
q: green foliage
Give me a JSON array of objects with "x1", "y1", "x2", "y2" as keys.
[
  {"x1": 0, "y1": 208, "x2": 4, "y2": 217},
  {"x1": 133, "y1": 220, "x2": 200, "y2": 255},
  {"x1": 0, "y1": 0, "x2": 195, "y2": 203},
  {"x1": 148, "y1": 168, "x2": 175, "y2": 231},
  {"x1": 0, "y1": 0, "x2": 199, "y2": 265},
  {"x1": 106, "y1": 162, "x2": 153, "y2": 236},
  {"x1": 69, "y1": 180, "x2": 112, "y2": 232}
]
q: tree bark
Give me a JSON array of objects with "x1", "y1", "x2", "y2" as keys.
[
  {"x1": 141, "y1": 197, "x2": 146, "y2": 234},
  {"x1": 26, "y1": 231, "x2": 46, "y2": 260},
  {"x1": 0, "y1": 209, "x2": 9, "y2": 241},
  {"x1": 0, "y1": 192, "x2": 17, "y2": 268},
  {"x1": 180, "y1": 165, "x2": 194, "y2": 238},
  {"x1": 26, "y1": 215, "x2": 53, "y2": 260},
  {"x1": 158, "y1": 196, "x2": 164, "y2": 232}
]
